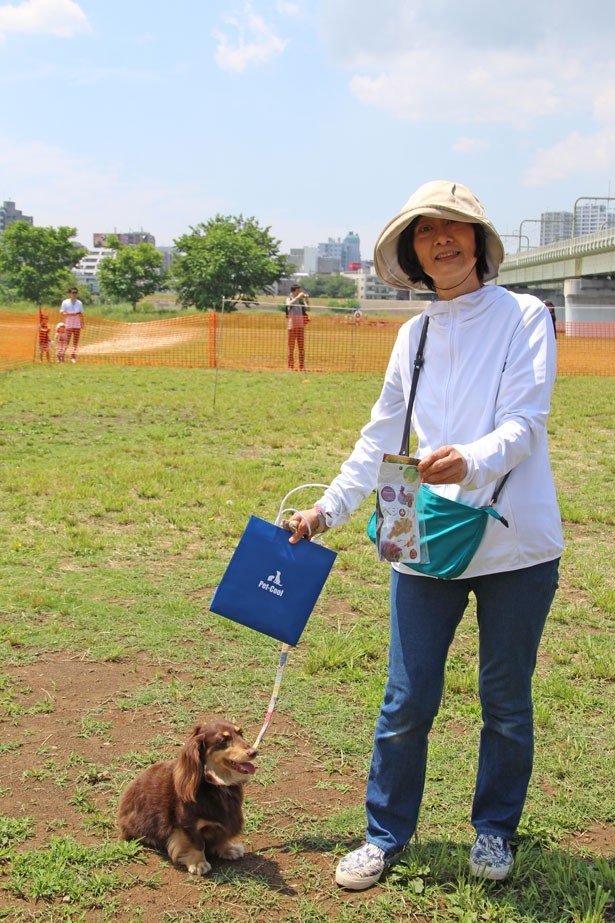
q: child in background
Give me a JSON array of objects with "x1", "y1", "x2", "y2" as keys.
[
  {"x1": 55, "y1": 322, "x2": 68, "y2": 363},
  {"x1": 38, "y1": 314, "x2": 51, "y2": 362}
]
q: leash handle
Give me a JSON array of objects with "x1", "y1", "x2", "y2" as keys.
[{"x1": 275, "y1": 483, "x2": 330, "y2": 527}]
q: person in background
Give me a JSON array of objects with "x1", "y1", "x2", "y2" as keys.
[
  {"x1": 544, "y1": 300, "x2": 557, "y2": 339},
  {"x1": 288, "y1": 180, "x2": 563, "y2": 891},
  {"x1": 38, "y1": 313, "x2": 51, "y2": 362},
  {"x1": 60, "y1": 286, "x2": 85, "y2": 363},
  {"x1": 285, "y1": 283, "x2": 310, "y2": 370},
  {"x1": 55, "y1": 322, "x2": 68, "y2": 363}
]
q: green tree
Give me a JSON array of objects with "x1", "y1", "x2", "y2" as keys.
[
  {"x1": 0, "y1": 222, "x2": 86, "y2": 306},
  {"x1": 97, "y1": 243, "x2": 166, "y2": 310},
  {"x1": 171, "y1": 215, "x2": 293, "y2": 311},
  {"x1": 302, "y1": 274, "x2": 358, "y2": 299}
]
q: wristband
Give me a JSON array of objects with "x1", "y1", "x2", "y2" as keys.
[{"x1": 313, "y1": 504, "x2": 328, "y2": 533}]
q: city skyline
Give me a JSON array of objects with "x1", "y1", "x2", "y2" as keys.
[
  {"x1": 1, "y1": 1, "x2": 613, "y2": 259},
  {"x1": 5, "y1": 193, "x2": 614, "y2": 266}
]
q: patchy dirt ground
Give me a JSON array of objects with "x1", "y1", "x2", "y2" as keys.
[
  {"x1": 1, "y1": 653, "x2": 613, "y2": 922},
  {"x1": 0, "y1": 652, "x2": 369, "y2": 921}
]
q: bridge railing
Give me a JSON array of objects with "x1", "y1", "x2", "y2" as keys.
[{"x1": 499, "y1": 227, "x2": 615, "y2": 271}]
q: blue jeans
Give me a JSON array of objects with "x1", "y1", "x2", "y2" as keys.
[{"x1": 365, "y1": 559, "x2": 560, "y2": 856}]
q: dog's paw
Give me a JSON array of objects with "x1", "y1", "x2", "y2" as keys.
[
  {"x1": 218, "y1": 841, "x2": 245, "y2": 861},
  {"x1": 188, "y1": 859, "x2": 212, "y2": 876}
]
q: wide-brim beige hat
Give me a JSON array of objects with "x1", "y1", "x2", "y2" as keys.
[{"x1": 374, "y1": 180, "x2": 505, "y2": 290}]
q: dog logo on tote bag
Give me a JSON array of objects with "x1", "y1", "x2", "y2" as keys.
[{"x1": 260, "y1": 569, "x2": 284, "y2": 597}]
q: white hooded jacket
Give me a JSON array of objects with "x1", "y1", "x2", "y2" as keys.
[{"x1": 316, "y1": 285, "x2": 564, "y2": 578}]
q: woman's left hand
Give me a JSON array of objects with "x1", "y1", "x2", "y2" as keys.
[{"x1": 417, "y1": 446, "x2": 468, "y2": 485}]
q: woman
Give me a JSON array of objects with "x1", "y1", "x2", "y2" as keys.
[
  {"x1": 289, "y1": 180, "x2": 563, "y2": 890},
  {"x1": 285, "y1": 283, "x2": 310, "y2": 370},
  {"x1": 59, "y1": 286, "x2": 85, "y2": 363}
]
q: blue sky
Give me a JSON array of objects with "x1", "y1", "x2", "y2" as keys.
[{"x1": 1, "y1": 0, "x2": 614, "y2": 257}]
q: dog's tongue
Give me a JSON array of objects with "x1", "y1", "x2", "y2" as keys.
[{"x1": 239, "y1": 762, "x2": 256, "y2": 775}]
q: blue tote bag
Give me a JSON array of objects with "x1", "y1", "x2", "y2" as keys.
[{"x1": 209, "y1": 515, "x2": 337, "y2": 646}]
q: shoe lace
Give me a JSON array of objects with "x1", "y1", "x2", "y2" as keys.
[{"x1": 481, "y1": 835, "x2": 507, "y2": 858}]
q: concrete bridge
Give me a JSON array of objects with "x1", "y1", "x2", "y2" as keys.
[{"x1": 496, "y1": 227, "x2": 615, "y2": 325}]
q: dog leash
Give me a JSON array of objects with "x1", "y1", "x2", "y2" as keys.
[
  {"x1": 252, "y1": 484, "x2": 330, "y2": 751},
  {"x1": 253, "y1": 643, "x2": 290, "y2": 749}
]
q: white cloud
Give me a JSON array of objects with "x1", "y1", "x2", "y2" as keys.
[
  {"x1": 452, "y1": 137, "x2": 490, "y2": 155},
  {"x1": 0, "y1": 0, "x2": 89, "y2": 40},
  {"x1": 213, "y1": 3, "x2": 287, "y2": 74},
  {"x1": 319, "y1": 0, "x2": 613, "y2": 136},
  {"x1": 522, "y1": 56, "x2": 615, "y2": 188},
  {"x1": 319, "y1": 0, "x2": 614, "y2": 66},
  {"x1": 0, "y1": 135, "x2": 223, "y2": 245},
  {"x1": 350, "y1": 49, "x2": 562, "y2": 129},
  {"x1": 523, "y1": 127, "x2": 615, "y2": 186},
  {"x1": 327, "y1": 0, "x2": 615, "y2": 194},
  {"x1": 276, "y1": 1, "x2": 301, "y2": 15},
  {"x1": 593, "y1": 85, "x2": 615, "y2": 123},
  {"x1": 0, "y1": 135, "x2": 92, "y2": 182}
]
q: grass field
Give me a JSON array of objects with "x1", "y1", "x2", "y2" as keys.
[{"x1": 0, "y1": 364, "x2": 613, "y2": 922}]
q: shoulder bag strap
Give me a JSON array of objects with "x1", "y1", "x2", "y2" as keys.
[
  {"x1": 398, "y1": 313, "x2": 512, "y2": 507},
  {"x1": 489, "y1": 470, "x2": 511, "y2": 506},
  {"x1": 399, "y1": 315, "x2": 429, "y2": 456}
]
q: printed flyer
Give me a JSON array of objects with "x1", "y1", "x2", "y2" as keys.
[{"x1": 375, "y1": 454, "x2": 422, "y2": 564}]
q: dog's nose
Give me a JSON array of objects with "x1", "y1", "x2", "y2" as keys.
[{"x1": 247, "y1": 748, "x2": 258, "y2": 759}]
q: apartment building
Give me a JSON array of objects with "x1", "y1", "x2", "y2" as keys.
[
  {"x1": 540, "y1": 211, "x2": 573, "y2": 245},
  {"x1": 93, "y1": 231, "x2": 155, "y2": 247},
  {"x1": 73, "y1": 248, "x2": 116, "y2": 294},
  {"x1": 0, "y1": 199, "x2": 33, "y2": 232}
]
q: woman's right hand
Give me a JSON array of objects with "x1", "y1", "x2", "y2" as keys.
[{"x1": 286, "y1": 508, "x2": 326, "y2": 544}]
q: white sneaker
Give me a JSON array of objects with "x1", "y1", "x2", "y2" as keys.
[
  {"x1": 469, "y1": 834, "x2": 514, "y2": 880},
  {"x1": 335, "y1": 843, "x2": 392, "y2": 890}
]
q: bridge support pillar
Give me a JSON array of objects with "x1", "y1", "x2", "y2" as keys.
[{"x1": 564, "y1": 277, "x2": 615, "y2": 328}]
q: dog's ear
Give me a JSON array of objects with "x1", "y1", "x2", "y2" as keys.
[{"x1": 173, "y1": 724, "x2": 206, "y2": 802}]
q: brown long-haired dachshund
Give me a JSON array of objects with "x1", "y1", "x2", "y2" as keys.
[{"x1": 118, "y1": 720, "x2": 257, "y2": 875}]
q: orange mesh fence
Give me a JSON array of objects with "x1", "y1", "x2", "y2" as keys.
[
  {"x1": 0, "y1": 311, "x2": 40, "y2": 370},
  {"x1": 1, "y1": 309, "x2": 613, "y2": 375},
  {"x1": 557, "y1": 322, "x2": 615, "y2": 376},
  {"x1": 216, "y1": 311, "x2": 404, "y2": 373}
]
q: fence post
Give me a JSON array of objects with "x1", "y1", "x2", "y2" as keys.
[{"x1": 208, "y1": 311, "x2": 217, "y2": 369}]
